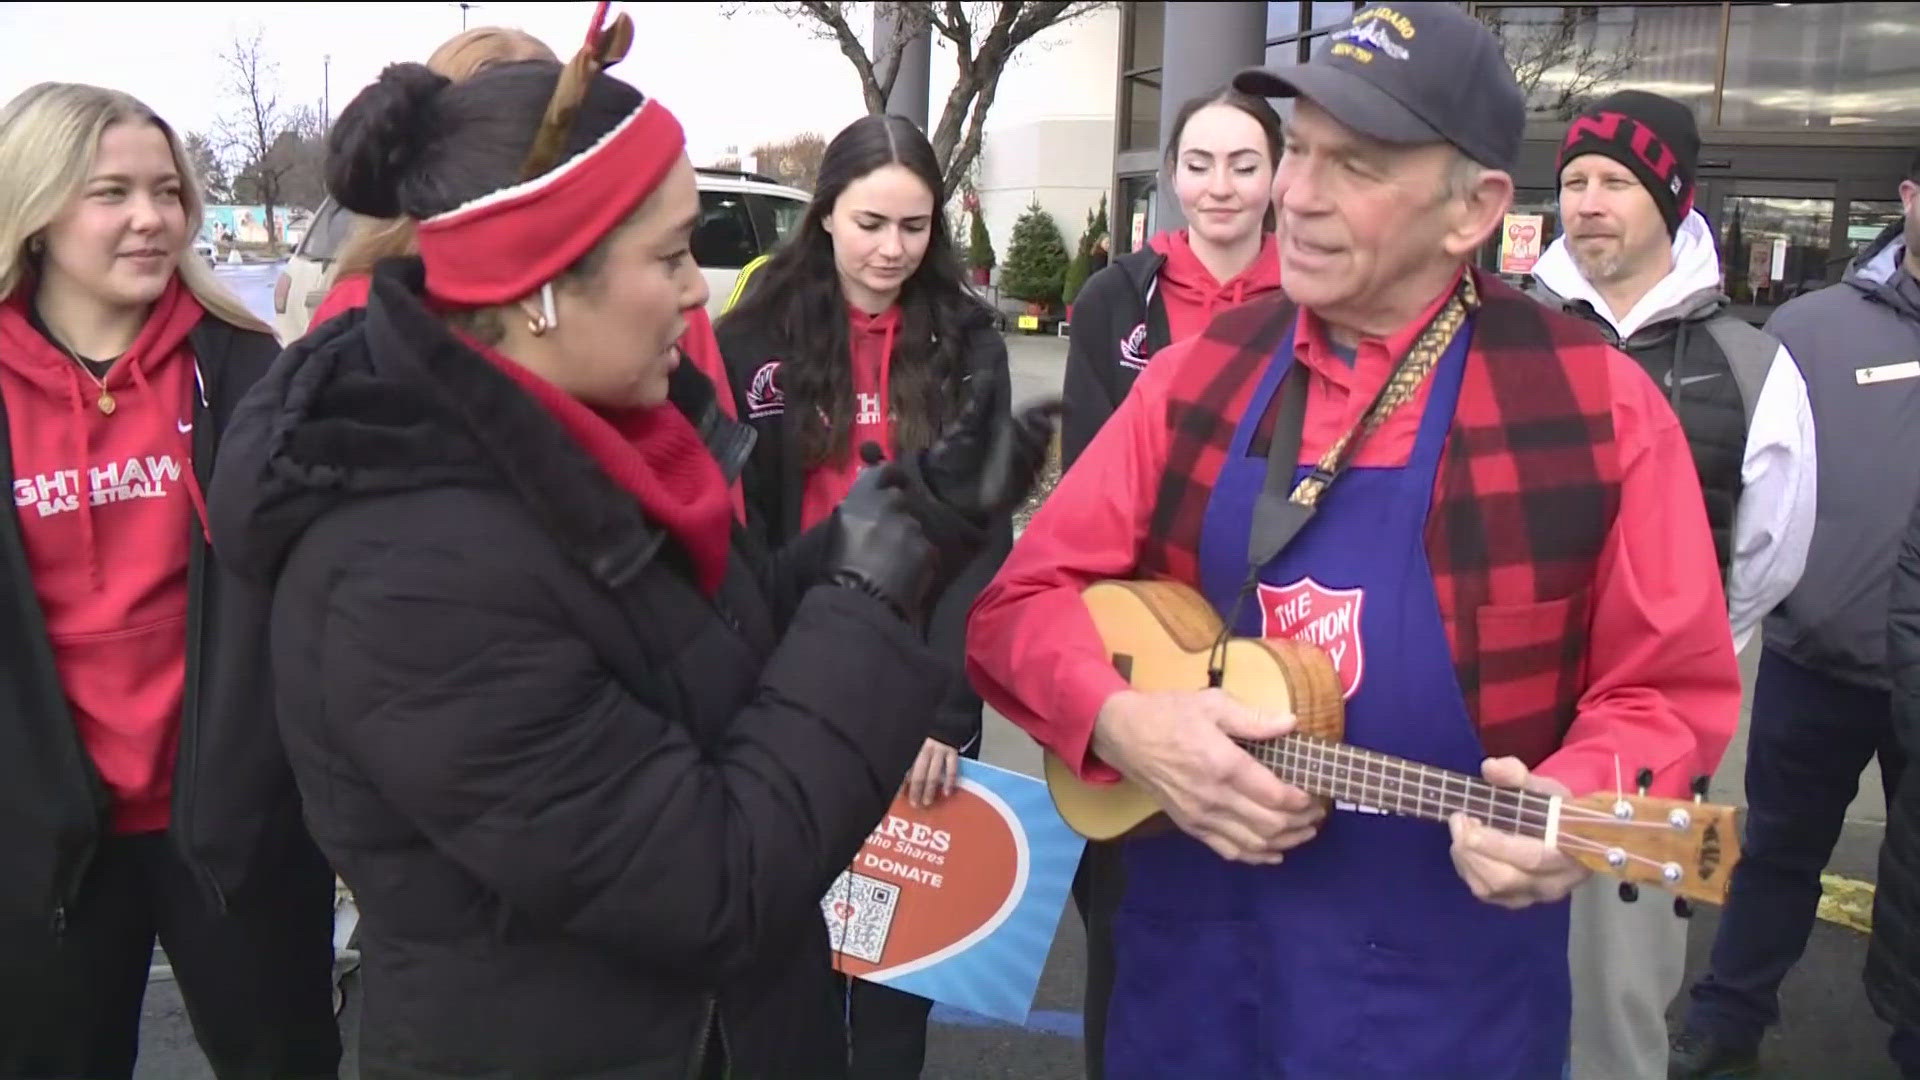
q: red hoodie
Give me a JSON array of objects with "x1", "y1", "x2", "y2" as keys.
[
  {"x1": 0, "y1": 279, "x2": 208, "y2": 834},
  {"x1": 1147, "y1": 229, "x2": 1283, "y2": 341},
  {"x1": 311, "y1": 273, "x2": 745, "y2": 520},
  {"x1": 797, "y1": 304, "x2": 898, "y2": 531},
  {"x1": 308, "y1": 272, "x2": 370, "y2": 330}
]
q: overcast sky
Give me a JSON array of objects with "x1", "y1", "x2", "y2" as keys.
[{"x1": 0, "y1": 1, "x2": 874, "y2": 166}]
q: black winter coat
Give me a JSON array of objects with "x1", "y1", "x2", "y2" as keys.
[
  {"x1": 0, "y1": 312, "x2": 329, "y2": 943},
  {"x1": 205, "y1": 260, "x2": 951, "y2": 1079},
  {"x1": 714, "y1": 304, "x2": 1009, "y2": 754},
  {"x1": 1874, "y1": 490, "x2": 1920, "y2": 1032}
]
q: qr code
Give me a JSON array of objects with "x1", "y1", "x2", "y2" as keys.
[{"x1": 821, "y1": 870, "x2": 900, "y2": 964}]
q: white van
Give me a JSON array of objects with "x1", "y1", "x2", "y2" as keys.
[{"x1": 273, "y1": 168, "x2": 811, "y2": 342}]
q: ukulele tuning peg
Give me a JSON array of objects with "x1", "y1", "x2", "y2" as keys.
[
  {"x1": 1674, "y1": 897, "x2": 1693, "y2": 920},
  {"x1": 1635, "y1": 768, "x2": 1654, "y2": 796},
  {"x1": 1618, "y1": 882, "x2": 1640, "y2": 903}
]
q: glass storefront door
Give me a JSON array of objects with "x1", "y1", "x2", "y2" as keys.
[
  {"x1": 1119, "y1": 174, "x2": 1157, "y2": 255},
  {"x1": 1847, "y1": 200, "x2": 1909, "y2": 262},
  {"x1": 1701, "y1": 179, "x2": 1835, "y2": 325}
]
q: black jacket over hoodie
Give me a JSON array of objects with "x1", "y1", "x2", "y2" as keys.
[
  {"x1": 205, "y1": 260, "x2": 951, "y2": 1079},
  {"x1": 714, "y1": 303, "x2": 1011, "y2": 755},
  {"x1": 1060, "y1": 247, "x2": 1168, "y2": 470},
  {"x1": 0, "y1": 310, "x2": 329, "y2": 943}
]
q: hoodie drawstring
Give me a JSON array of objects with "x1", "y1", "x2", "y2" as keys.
[
  {"x1": 58, "y1": 364, "x2": 106, "y2": 595},
  {"x1": 1200, "y1": 280, "x2": 1250, "y2": 325},
  {"x1": 879, "y1": 317, "x2": 896, "y2": 437},
  {"x1": 124, "y1": 360, "x2": 211, "y2": 544}
]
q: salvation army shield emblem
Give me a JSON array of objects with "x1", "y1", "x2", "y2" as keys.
[{"x1": 1256, "y1": 576, "x2": 1366, "y2": 699}]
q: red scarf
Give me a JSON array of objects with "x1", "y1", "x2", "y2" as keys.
[{"x1": 471, "y1": 339, "x2": 733, "y2": 595}]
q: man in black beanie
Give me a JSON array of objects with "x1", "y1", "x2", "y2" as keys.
[{"x1": 1531, "y1": 88, "x2": 1818, "y2": 1080}]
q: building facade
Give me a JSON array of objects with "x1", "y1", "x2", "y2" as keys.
[{"x1": 1114, "y1": 1, "x2": 1920, "y2": 322}]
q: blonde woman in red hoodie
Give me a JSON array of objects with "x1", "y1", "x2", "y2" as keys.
[
  {"x1": 0, "y1": 83, "x2": 339, "y2": 1079},
  {"x1": 1061, "y1": 84, "x2": 1286, "y2": 469},
  {"x1": 715, "y1": 113, "x2": 1020, "y2": 1079}
]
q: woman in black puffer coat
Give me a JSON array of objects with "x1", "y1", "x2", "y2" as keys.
[{"x1": 204, "y1": 41, "x2": 1056, "y2": 1080}]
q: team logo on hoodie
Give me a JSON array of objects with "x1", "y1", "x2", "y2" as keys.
[
  {"x1": 13, "y1": 455, "x2": 183, "y2": 518},
  {"x1": 1258, "y1": 576, "x2": 1366, "y2": 700},
  {"x1": 746, "y1": 360, "x2": 785, "y2": 419},
  {"x1": 1119, "y1": 322, "x2": 1152, "y2": 372}
]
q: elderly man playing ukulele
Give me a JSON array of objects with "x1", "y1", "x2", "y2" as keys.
[{"x1": 965, "y1": 5, "x2": 1739, "y2": 1079}]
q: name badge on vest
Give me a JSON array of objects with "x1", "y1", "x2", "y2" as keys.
[{"x1": 1856, "y1": 361, "x2": 1920, "y2": 386}]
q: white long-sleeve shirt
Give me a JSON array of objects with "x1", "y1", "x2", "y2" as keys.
[{"x1": 1534, "y1": 211, "x2": 1817, "y2": 651}]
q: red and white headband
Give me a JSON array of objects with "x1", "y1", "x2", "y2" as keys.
[{"x1": 413, "y1": 2, "x2": 682, "y2": 309}]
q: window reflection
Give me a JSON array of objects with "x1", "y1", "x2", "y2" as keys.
[
  {"x1": 1721, "y1": 3, "x2": 1920, "y2": 128},
  {"x1": 1308, "y1": 1, "x2": 1356, "y2": 31},
  {"x1": 1121, "y1": 175, "x2": 1158, "y2": 255},
  {"x1": 1476, "y1": 5, "x2": 1718, "y2": 120},
  {"x1": 1848, "y1": 202, "x2": 1908, "y2": 260},
  {"x1": 1122, "y1": 75, "x2": 1161, "y2": 152},
  {"x1": 1129, "y1": 1, "x2": 1165, "y2": 72},
  {"x1": 1269, "y1": 1, "x2": 1303, "y2": 39},
  {"x1": 1719, "y1": 196, "x2": 1833, "y2": 311}
]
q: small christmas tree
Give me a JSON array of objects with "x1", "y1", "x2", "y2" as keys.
[
  {"x1": 1063, "y1": 237, "x2": 1092, "y2": 306},
  {"x1": 1088, "y1": 193, "x2": 1109, "y2": 253},
  {"x1": 967, "y1": 210, "x2": 995, "y2": 273},
  {"x1": 1000, "y1": 196, "x2": 1070, "y2": 309}
]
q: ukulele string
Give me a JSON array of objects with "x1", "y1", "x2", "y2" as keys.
[
  {"x1": 1256, "y1": 737, "x2": 1558, "y2": 834},
  {"x1": 1265, "y1": 738, "x2": 1685, "y2": 872}
]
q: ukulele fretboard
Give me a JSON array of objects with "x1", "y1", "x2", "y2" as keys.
[{"x1": 1233, "y1": 734, "x2": 1556, "y2": 840}]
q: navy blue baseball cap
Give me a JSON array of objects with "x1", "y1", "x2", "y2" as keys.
[{"x1": 1234, "y1": 2, "x2": 1526, "y2": 172}]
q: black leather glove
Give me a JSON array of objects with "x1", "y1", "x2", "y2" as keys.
[
  {"x1": 916, "y1": 375, "x2": 1063, "y2": 523},
  {"x1": 823, "y1": 459, "x2": 938, "y2": 625}
]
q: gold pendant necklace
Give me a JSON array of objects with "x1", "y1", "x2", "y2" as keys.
[{"x1": 47, "y1": 333, "x2": 115, "y2": 414}]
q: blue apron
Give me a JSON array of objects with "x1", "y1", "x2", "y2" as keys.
[{"x1": 1103, "y1": 318, "x2": 1570, "y2": 1079}]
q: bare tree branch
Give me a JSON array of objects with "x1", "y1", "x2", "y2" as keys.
[
  {"x1": 1481, "y1": 7, "x2": 1644, "y2": 120},
  {"x1": 744, "y1": 1, "x2": 1108, "y2": 191},
  {"x1": 216, "y1": 28, "x2": 294, "y2": 248},
  {"x1": 794, "y1": 2, "x2": 890, "y2": 113},
  {"x1": 942, "y1": 60, "x2": 1000, "y2": 194}
]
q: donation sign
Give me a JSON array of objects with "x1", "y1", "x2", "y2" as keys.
[{"x1": 821, "y1": 760, "x2": 1085, "y2": 1025}]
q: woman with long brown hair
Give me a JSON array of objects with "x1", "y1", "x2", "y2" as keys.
[{"x1": 717, "y1": 112, "x2": 1014, "y2": 1079}]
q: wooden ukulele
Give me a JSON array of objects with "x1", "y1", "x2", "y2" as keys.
[{"x1": 1043, "y1": 579, "x2": 1743, "y2": 906}]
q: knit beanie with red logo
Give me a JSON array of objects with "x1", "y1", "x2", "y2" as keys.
[{"x1": 1558, "y1": 90, "x2": 1701, "y2": 237}]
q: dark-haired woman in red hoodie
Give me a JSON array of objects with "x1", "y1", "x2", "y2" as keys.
[
  {"x1": 716, "y1": 112, "x2": 1014, "y2": 1079},
  {"x1": 1061, "y1": 84, "x2": 1287, "y2": 470}
]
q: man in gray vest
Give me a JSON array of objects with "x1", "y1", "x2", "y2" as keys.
[
  {"x1": 1672, "y1": 149, "x2": 1920, "y2": 1080},
  {"x1": 1530, "y1": 90, "x2": 1818, "y2": 1080}
]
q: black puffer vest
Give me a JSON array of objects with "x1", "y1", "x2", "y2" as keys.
[{"x1": 1543, "y1": 286, "x2": 1774, "y2": 582}]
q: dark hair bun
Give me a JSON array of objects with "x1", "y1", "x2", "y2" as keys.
[{"x1": 326, "y1": 63, "x2": 452, "y2": 219}]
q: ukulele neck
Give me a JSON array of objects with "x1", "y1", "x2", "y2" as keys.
[{"x1": 1233, "y1": 734, "x2": 1558, "y2": 842}]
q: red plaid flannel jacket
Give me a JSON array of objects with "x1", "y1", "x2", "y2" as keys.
[{"x1": 1137, "y1": 269, "x2": 1622, "y2": 767}]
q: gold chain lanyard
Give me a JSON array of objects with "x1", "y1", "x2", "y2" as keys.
[{"x1": 1286, "y1": 273, "x2": 1480, "y2": 509}]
